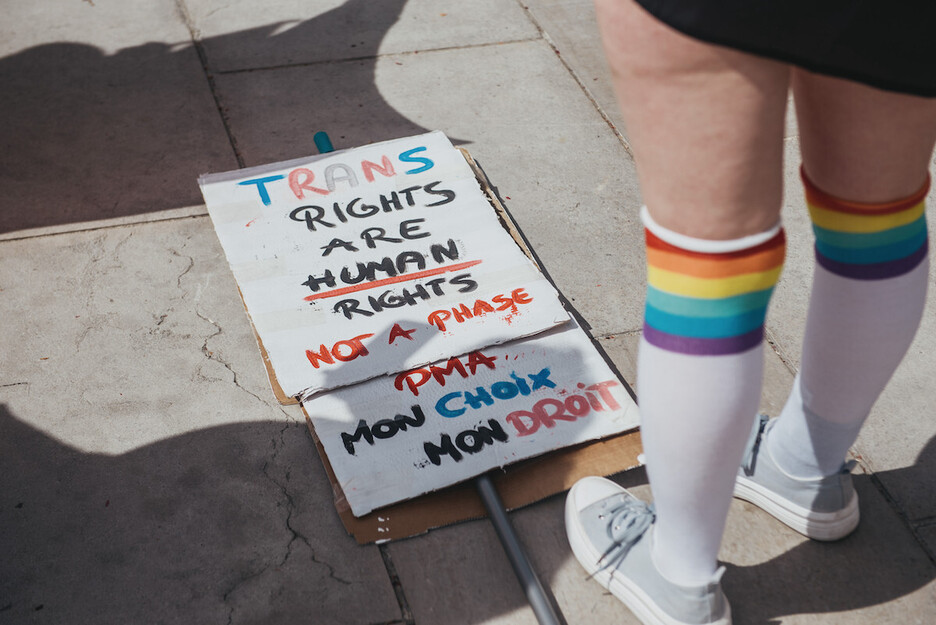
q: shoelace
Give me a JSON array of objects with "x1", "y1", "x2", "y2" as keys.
[{"x1": 590, "y1": 497, "x2": 656, "y2": 577}]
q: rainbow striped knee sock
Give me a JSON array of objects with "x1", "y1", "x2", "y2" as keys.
[
  {"x1": 637, "y1": 207, "x2": 785, "y2": 586},
  {"x1": 767, "y1": 170, "x2": 929, "y2": 478},
  {"x1": 642, "y1": 213, "x2": 785, "y2": 356},
  {"x1": 806, "y1": 168, "x2": 928, "y2": 280}
]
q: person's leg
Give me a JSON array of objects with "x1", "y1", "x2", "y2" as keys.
[
  {"x1": 766, "y1": 72, "x2": 936, "y2": 481},
  {"x1": 594, "y1": 0, "x2": 789, "y2": 586}
]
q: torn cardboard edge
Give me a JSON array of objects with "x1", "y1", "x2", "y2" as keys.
[{"x1": 239, "y1": 145, "x2": 643, "y2": 542}]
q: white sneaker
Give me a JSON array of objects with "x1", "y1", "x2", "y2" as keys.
[
  {"x1": 566, "y1": 476, "x2": 731, "y2": 625},
  {"x1": 734, "y1": 414, "x2": 860, "y2": 541}
]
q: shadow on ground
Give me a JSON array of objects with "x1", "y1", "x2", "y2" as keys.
[
  {"x1": 0, "y1": 404, "x2": 396, "y2": 625},
  {"x1": 3, "y1": 400, "x2": 934, "y2": 624},
  {"x1": 0, "y1": 0, "x2": 430, "y2": 234}
]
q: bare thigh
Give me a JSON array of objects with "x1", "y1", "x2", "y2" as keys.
[
  {"x1": 595, "y1": 0, "x2": 791, "y2": 239},
  {"x1": 793, "y1": 70, "x2": 936, "y2": 201}
]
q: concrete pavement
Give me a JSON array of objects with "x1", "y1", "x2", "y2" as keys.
[{"x1": 1, "y1": 1, "x2": 934, "y2": 623}]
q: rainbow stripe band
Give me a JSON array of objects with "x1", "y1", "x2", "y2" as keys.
[
  {"x1": 803, "y1": 168, "x2": 929, "y2": 280},
  {"x1": 643, "y1": 228, "x2": 785, "y2": 356}
]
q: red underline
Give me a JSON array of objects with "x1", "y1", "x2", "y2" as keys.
[{"x1": 303, "y1": 259, "x2": 483, "y2": 301}]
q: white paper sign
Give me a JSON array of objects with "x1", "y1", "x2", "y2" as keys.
[
  {"x1": 304, "y1": 320, "x2": 639, "y2": 517},
  {"x1": 199, "y1": 132, "x2": 570, "y2": 397}
]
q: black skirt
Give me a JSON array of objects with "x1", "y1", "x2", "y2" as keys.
[{"x1": 635, "y1": 0, "x2": 936, "y2": 97}]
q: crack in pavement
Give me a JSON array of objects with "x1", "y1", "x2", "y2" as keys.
[
  {"x1": 223, "y1": 421, "x2": 351, "y2": 624},
  {"x1": 194, "y1": 307, "x2": 267, "y2": 405},
  {"x1": 263, "y1": 420, "x2": 352, "y2": 585},
  {"x1": 169, "y1": 247, "x2": 195, "y2": 291}
]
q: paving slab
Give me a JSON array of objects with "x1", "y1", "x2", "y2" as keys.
[
  {"x1": 0, "y1": 0, "x2": 190, "y2": 56},
  {"x1": 0, "y1": 218, "x2": 400, "y2": 624},
  {"x1": 184, "y1": 0, "x2": 540, "y2": 72},
  {"x1": 0, "y1": 0, "x2": 236, "y2": 237},
  {"x1": 521, "y1": 0, "x2": 624, "y2": 141},
  {"x1": 214, "y1": 38, "x2": 646, "y2": 337},
  {"x1": 386, "y1": 516, "x2": 539, "y2": 625},
  {"x1": 723, "y1": 477, "x2": 935, "y2": 624},
  {"x1": 918, "y1": 525, "x2": 936, "y2": 562}
]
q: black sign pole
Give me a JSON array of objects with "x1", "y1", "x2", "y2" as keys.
[{"x1": 475, "y1": 474, "x2": 565, "y2": 625}]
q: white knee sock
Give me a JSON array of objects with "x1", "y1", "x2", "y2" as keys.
[
  {"x1": 767, "y1": 170, "x2": 929, "y2": 479},
  {"x1": 638, "y1": 208, "x2": 785, "y2": 585}
]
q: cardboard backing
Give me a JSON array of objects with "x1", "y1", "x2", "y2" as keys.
[{"x1": 241, "y1": 147, "x2": 643, "y2": 543}]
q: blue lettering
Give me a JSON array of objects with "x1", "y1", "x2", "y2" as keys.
[
  {"x1": 436, "y1": 392, "x2": 465, "y2": 418},
  {"x1": 399, "y1": 146, "x2": 434, "y2": 174},
  {"x1": 463, "y1": 387, "x2": 494, "y2": 410},
  {"x1": 238, "y1": 175, "x2": 285, "y2": 206}
]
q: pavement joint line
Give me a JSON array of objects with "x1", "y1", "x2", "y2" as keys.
[
  {"x1": 174, "y1": 0, "x2": 246, "y2": 168},
  {"x1": 212, "y1": 37, "x2": 546, "y2": 76},
  {"x1": 595, "y1": 329, "x2": 642, "y2": 340},
  {"x1": 866, "y1": 471, "x2": 936, "y2": 566},
  {"x1": 764, "y1": 327, "x2": 800, "y2": 377},
  {"x1": 513, "y1": 0, "x2": 634, "y2": 156},
  {"x1": 378, "y1": 545, "x2": 416, "y2": 625},
  {"x1": 0, "y1": 212, "x2": 211, "y2": 244}
]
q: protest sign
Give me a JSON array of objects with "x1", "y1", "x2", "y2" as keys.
[
  {"x1": 199, "y1": 132, "x2": 570, "y2": 398},
  {"x1": 304, "y1": 319, "x2": 639, "y2": 517}
]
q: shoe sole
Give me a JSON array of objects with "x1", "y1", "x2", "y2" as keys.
[
  {"x1": 734, "y1": 475, "x2": 859, "y2": 541},
  {"x1": 565, "y1": 490, "x2": 732, "y2": 625}
]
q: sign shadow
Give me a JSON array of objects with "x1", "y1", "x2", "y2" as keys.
[{"x1": 1, "y1": 0, "x2": 450, "y2": 235}]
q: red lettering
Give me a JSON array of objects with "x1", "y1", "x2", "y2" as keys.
[
  {"x1": 587, "y1": 380, "x2": 622, "y2": 410},
  {"x1": 395, "y1": 353, "x2": 494, "y2": 396},
  {"x1": 394, "y1": 368, "x2": 431, "y2": 396},
  {"x1": 512, "y1": 288, "x2": 532, "y2": 305},
  {"x1": 428, "y1": 288, "x2": 534, "y2": 332},
  {"x1": 506, "y1": 381, "x2": 618, "y2": 436},
  {"x1": 305, "y1": 344, "x2": 334, "y2": 369},
  {"x1": 388, "y1": 323, "x2": 417, "y2": 344},
  {"x1": 506, "y1": 410, "x2": 538, "y2": 437},
  {"x1": 331, "y1": 333, "x2": 375, "y2": 362},
  {"x1": 361, "y1": 155, "x2": 396, "y2": 182},
  {"x1": 491, "y1": 293, "x2": 515, "y2": 311},
  {"x1": 535, "y1": 398, "x2": 575, "y2": 427},
  {"x1": 564, "y1": 395, "x2": 590, "y2": 417},
  {"x1": 428, "y1": 309, "x2": 451, "y2": 331},
  {"x1": 430, "y1": 357, "x2": 468, "y2": 385},
  {"x1": 472, "y1": 299, "x2": 495, "y2": 315},
  {"x1": 288, "y1": 168, "x2": 329, "y2": 198},
  {"x1": 466, "y1": 350, "x2": 497, "y2": 374},
  {"x1": 451, "y1": 303, "x2": 473, "y2": 323},
  {"x1": 307, "y1": 334, "x2": 374, "y2": 367}
]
